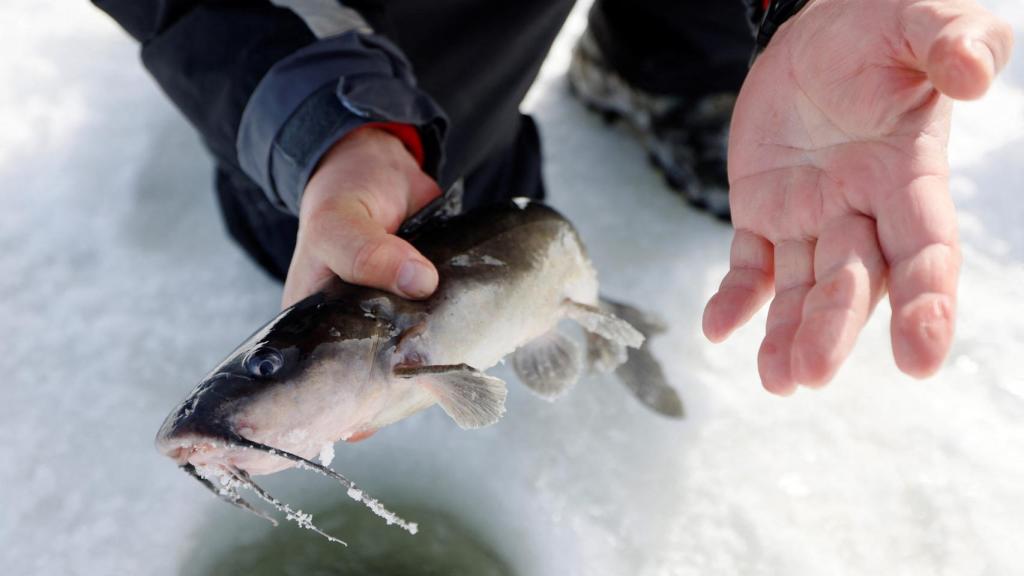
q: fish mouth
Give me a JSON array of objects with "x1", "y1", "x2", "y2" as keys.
[
  {"x1": 154, "y1": 373, "x2": 250, "y2": 460},
  {"x1": 159, "y1": 438, "x2": 223, "y2": 467},
  {"x1": 163, "y1": 444, "x2": 193, "y2": 466},
  {"x1": 155, "y1": 417, "x2": 236, "y2": 465},
  {"x1": 158, "y1": 375, "x2": 417, "y2": 543}
]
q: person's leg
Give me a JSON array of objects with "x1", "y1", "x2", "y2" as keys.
[
  {"x1": 589, "y1": 0, "x2": 754, "y2": 99},
  {"x1": 214, "y1": 165, "x2": 299, "y2": 281},
  {"x1": 571, "y1": 0, "x2": 755, "y2": 219}
]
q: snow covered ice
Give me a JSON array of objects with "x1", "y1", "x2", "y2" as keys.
[{"x1": 1, "y1": 1, "x2": 1023, "y2": 575}]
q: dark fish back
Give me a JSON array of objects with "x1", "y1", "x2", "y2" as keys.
[{"x1": 413, "y1": 202, "x2": 576, "y2": 282}]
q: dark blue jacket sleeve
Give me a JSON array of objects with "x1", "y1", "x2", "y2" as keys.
[
  {"x1": 237, "y1": 32, "x2": 447, "y2": 214},
  {"x1": 92, "y1": 0, "x2": 447, "y2": 216}
]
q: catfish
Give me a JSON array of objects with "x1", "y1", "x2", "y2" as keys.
[{"x1": 156, "y1": 200, "x2": 680, "y2": 543}]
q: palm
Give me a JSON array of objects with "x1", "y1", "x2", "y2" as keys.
[{"x1": 704, "y1": 0, "x2": 1012, "y2": 393}]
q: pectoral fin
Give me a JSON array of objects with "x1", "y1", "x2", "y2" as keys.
[
  {"x1": 394, "y1": 364, "x2": 507, "y2": 429},
  {"x1": 512, "y1": 330, "x2": 582, "y2": 400}
]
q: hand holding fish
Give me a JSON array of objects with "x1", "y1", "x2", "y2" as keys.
[
  {"x1": 282, "y1": 126, "x2": 442, "y2": 308},
  {"x1": 704, "y1": 0, "x2": 1013, "y2": 394}
]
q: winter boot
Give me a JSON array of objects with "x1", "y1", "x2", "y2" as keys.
[{"x1": 568, "y1": 28, "x2": 736, "y2": 220}]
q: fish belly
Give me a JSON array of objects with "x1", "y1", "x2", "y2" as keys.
[{"x1": 424, "y1": 229, "x2": 598, "y2": 370}]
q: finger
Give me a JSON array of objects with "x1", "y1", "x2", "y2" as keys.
[
  {"x1": 874, "y1": 174, "x2": 960, "y2": 378},
  {"x1": 307, "y1": 200, "x2": 439, "y2": 300},
  {"x1": 703, "y1": 230, "x2": 775, "y2": 343},
  {"x1": 903, "y1": 0, "x2": 1014, "y2": 100},
  {"x1": 791, "y1": 215, "x2": 887, "y2": 387},
  {"x1": 758, "y1": 240, "x2": 815, "y2": 395}
]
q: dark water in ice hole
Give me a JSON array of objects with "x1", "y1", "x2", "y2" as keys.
[{"x1": 183, "y1": 500, "x2": 513, "y2": 576}]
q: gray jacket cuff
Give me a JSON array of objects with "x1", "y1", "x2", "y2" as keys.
[{"x1": 237, "y1": 31, "x2": 447, "y2": 215}]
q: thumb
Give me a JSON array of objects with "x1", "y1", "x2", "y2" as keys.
[
  {"x1": 904, "y1": 0, "x2": 1014, "y2": 101},
  {"x1": 314, "y1": 203, "x2": 439, "y2": 298},
  {"x1": 284, "y1": 199, "x2": 439, "y2": 308},
  {"x1": 283, "y1": 124, "x2": 444, "y2": 308}
]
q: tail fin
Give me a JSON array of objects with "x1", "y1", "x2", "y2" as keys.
[{"x1": 588, "y1": 298, "x2": 684, "y2": 419}]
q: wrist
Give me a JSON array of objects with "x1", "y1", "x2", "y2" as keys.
[
  {"x1": 302, "y1": 126, "x2": 419, "y2": 215},
  {"x1": 359, "y1": 122, "x2": 425, "y2": 167}
]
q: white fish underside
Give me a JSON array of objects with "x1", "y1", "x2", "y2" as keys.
[{"x1": 423, "y1": 226, "x2": 599, "y2": 369}]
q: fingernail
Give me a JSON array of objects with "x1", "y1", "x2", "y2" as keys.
[{"x1": 397, "y1": 260, "x2": 437, "y2": 299}]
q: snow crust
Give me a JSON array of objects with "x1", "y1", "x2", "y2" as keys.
[{"x1": 1, "y1": 1, "x2": 1022, "y2": 575}]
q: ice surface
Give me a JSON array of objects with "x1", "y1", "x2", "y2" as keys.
[{"x1": 1, "y1": 1, "x2": 1023, "y2": 575}]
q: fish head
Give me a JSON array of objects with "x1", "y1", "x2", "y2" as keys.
[{"x1": 155, "y1": 291, "x2": 390, "y2": 474}]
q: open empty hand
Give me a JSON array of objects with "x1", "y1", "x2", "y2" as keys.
[{"x1": 704, "y1": 0, "x2": 1013, "y2": 394}]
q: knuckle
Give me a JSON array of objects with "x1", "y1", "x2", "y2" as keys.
[{"x1": 349, "y1": 238, "x2": 395, "y2": 283}]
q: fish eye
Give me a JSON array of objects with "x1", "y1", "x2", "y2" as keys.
[{"x1": 244, "y1": 347, "x2": 284, "y2": 378}]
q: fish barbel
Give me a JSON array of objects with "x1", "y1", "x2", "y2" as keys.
[{"x1": 155, "y1": 200, "x2": 680, "y2": 543}]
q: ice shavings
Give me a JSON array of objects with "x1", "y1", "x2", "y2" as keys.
[
  {"x1": 283, "y1": 428, "x2": 309, "y2": 444},
  {"x1": 347, "y1": 487, "x2": 419, "y2": 535},
  {"x1": 235, "y1": 472, "x2": 348, "y2": 546},
  {"x1": 318, "y1": 442, "x2": 335, "y2": 467},
  {"x1": 482, "y1": 255, "x2": 505, "y2": 266},
  {"x1": 285, "y1": 454, "x2": 419, "y2": 535},
  {"x1": 450, "y1": 254, "x2": 506, "y2": 267}
]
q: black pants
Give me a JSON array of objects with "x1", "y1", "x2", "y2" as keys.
[{"x1": 217, "y1": 0, "x2": 754, "y2": 281}]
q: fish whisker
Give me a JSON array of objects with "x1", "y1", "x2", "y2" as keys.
[
  {"x1": 227, "y1": 465, "x2": 348, "y2": 546},
  {"x1": 228, "y1": 436, "x2": 419, "y2": 535},
  {"x1": 180, "y1": 463, "x2": 278, "y2": 527}
]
